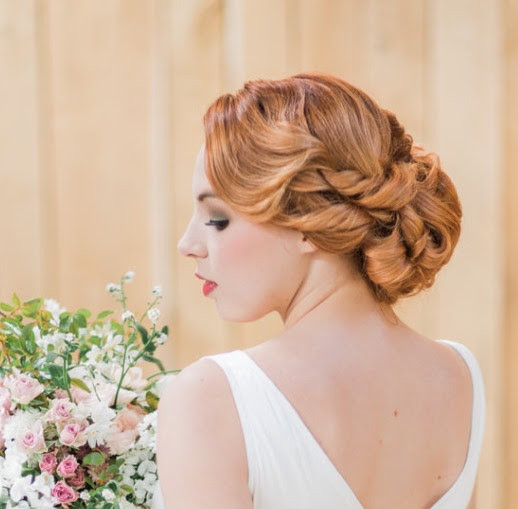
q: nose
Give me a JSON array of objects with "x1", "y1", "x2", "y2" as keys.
[{"x1": 177, "y1": 219, "x2": 207, "y2": 258}]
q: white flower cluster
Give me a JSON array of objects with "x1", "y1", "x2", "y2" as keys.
[
  {"x1": 118, "y1": 411, "x2": 159, "y2": 505},
  {"x1": 0, "y1": 275, "x2": 167, "y2": 507},
  {"x1": 43, "y1": 299, "x2": 66, "y2": 326},
  {"x1": 0, "y1": 450, "x2": 55, "y2": 508},
  {"x1": 32, "y1": 327, "x2": 71, "y2": 356}
]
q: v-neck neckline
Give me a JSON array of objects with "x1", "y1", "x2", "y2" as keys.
[{"x1": 237, "y1": 339, "x2": 476, "y2": 509}]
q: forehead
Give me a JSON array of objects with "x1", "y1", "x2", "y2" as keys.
[{"x1": 192, "y1": 145, "x2": 211, "y2": 192}]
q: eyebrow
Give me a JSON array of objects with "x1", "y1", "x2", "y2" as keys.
[{"x1": 197, "y1": 191, "x2": 218, "y2": 202}]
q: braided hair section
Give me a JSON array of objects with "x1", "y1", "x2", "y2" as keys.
[{"x1": 203, "y1": 73, "x2": 462, "y2": 305}]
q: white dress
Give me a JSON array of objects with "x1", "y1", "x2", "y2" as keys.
[{"x1": 151, "y1": 339, "x2": 485, "y2": 508}]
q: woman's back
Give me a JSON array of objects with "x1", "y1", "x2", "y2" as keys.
[
  {"x1": 229, "y1": 328, "x2": 483, "y2": 508},
  {"x1": 154, "y1": 328, "x2": 484, "y2": 508}
]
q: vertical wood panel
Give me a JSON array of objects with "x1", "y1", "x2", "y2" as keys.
[
  {"x1": 0, "y1": 0, "x2": 510, "y2": 504},
  {"x1": 167, "y1": 0, "x2": 227, "y2": 366},
  {"x1": 426, "y1": 1, "x2": 503, "y2": 506},
  {"x1": 45, "y1": 0, "x2": 154, "y2": 312},
  {"x1": 504, "y1": 0, "x2": 518, "y2": 506},
  {"x1": 0, "y1": 0, "x2": 42, "y2": 301}
]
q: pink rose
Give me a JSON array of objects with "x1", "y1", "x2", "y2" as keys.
[
  {"x1": 4, "y1": 370, "x2": 44, "y2": 404},
  {"x1": 67, "y1": 466, "x2": 86, "y2": 489},
  {"x1": 51, "y1": 481, "x2": 78, "y2": 504},
  {"x1": 0, "y1": 385, "x2": 14, "y2": 414},
  {"x1": 57, "y1": 454, "x2": 78, "y2": 478},
  {"x1": 54, "y1": 389, "x2": 68, "y2": 398},
  {"x1": 70, "y1": 385, "x2": 91, "y2": 404},
  {"x1": 16, "y1": 421, "x2": 46, "y2": 453},
  {"x1": 59, "y1": 422, "x2": 87, "y2": 448},
  {"x1": 39, "y1": 452, "x2": 58, "y2": 474},
  {"x1": 104, "y1": 428, "x2": 137, "y2": 455},
  {"x1": 47, "y1": 398, "x2": 74, "y2": 424},
  {"x1": 115, "y1": 404, "x2": 145, "y2": 432}
]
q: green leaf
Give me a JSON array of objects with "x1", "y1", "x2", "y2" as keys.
[
  {"x1": 21, "y1": 298, "x2": 43, "y2": 318},
  {"x1": 11, "y1": 293, "x2": 20, "y2": 308},
  {"x1": 97, "y1": 310, "x2": 113, "y2": 320},
  {"x1": 161, "y1": 325, "x2": 169, "y2": 335},
  {"x1": 76, "y1": 308, "x2": 92, "y2": 319},
  {"x1": 73, "y1": 313, "x2": 87, "y2": 328},
  {"x1": 0, "y1": 302, "x2": 13, "y2": 312},
  {"x1": 59, "y1": 313, "x2": 72, "y2": 332},
  {"x1": 111, "y1": 320, "x2": 124, "y2": 335},
  {"x1": 46, "y1": 352, "x2": 59, "y2": 362},
  {"x1": 141, "y1": 354, "x2": 164, "y2": 372},
  {"x1": 48, "y1": 364, "x2": 66, "y2": 389},
  {"x1": 136, "y1": 323, "x2": 149, "y2": 344},
  {"x1": 21, "y1": 324, "x2": 36, "y2": 354},
  {"x1": 145, "y1": 391, "x2": 159, "y2": 410},
  {"x1": 106, "y1": 464, "x2": 120, "y2": 474},
  {"x1": 70, "y1": 378, "x2": 91, "y2": 393},
  {"x1": 82, "y1": 451, "x2": 105, "y2": 466},
  {"x1": 120, "y1": 484, "x2": 134, "y2": 494}
]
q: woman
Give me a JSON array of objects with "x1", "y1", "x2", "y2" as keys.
[{"x1": 153, "y1": 73, "x2": 485, "y2": 508}]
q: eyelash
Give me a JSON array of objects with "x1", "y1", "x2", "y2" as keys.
[{"x1": 205, "y1": 219, "x2": 229, "y2": 231}]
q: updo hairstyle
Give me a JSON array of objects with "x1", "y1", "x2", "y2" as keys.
[{"x1": 202, "y1": 73, "x2": 462, "y2": 305}]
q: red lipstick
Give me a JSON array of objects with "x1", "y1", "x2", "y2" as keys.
[
  {"x1": 195, "y1": 273, "x2": 218, "y2": 296},
  {"x1": 202, "y1": 281, "x2": 218, "y2": 296}
]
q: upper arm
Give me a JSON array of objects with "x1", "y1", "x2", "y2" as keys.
[{"x1": 156, "y1": 358, "x2": 252, "y2": 509}]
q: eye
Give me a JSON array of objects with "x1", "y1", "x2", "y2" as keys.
[{"x1": 205, "y1": 219, "x2": 229, "y2": 231}]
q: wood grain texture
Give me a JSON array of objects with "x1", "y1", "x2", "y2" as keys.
[
  {"x1": 424, "y1": 2, "x2": 504, "y2": 506},
  {"x1": 167, "y1": 0, "x2": 228, "y2": 365},
  {"x1": 0, "y1": 0, "x2": 511, "y2": 504},
  {"x1": 0, "y1": 0, "x2": 42, "y2": 301},
  {"x1": 504, "y1": 0, "x2": 518, "y2": 507}
]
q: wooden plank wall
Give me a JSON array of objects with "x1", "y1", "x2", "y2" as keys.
[
  {"x1": 0, "y1": 0, "x2": 513, "y2": 506},
  {"x1": 504, "y1": 0, "x2": 518, "y2": 507}
]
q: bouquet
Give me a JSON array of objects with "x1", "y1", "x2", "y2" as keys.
[{"x1": 0, "y1": 272, "x2": 178, "y2": 508}]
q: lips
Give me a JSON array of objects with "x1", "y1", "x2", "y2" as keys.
[{"x1": 195, "y1": 273, "x2": 218, "y2": 296}]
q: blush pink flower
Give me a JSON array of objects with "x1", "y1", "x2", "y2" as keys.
[
  {"x1": 105, "y1": 428, "x2": 138, "y2": 455},
  {"x1": 70, "y1": 385, "x2": 91, "y2": 404},
  {"x1": 39, "y1": 452, "x2": 58, "y2": 474},
  {"x1": 55, "y1": 389, "x2": 68, "y2": 399},
  {"x1": 4, "y1": 370, "x2": 44, "y2": 404},
  {"x1": 47, "y1": 398, "x2": 74, "y2": 424},
  {"x1": 67, "y1": 466, "x2": 86, "y2": 489},
  {"x1": 16, "y1": 421, "x2": 46, "y2": 453},
  {"x1": 57, "y1": 454, "x2": 78, "y2": 478},
  {"x1": 115, "y1": 404, "x2": 145, "y2": 432},
  {"x1": 0, "y1": 385, "x2": 14, "y2": 414},
  {"x1": 51, "y1": 481, "x2": 78, "y2": 504},
  {"x1": 59, "y1": 422, "x2": 87, "y2": 448}
]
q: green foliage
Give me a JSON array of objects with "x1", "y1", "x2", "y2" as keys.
[{"x1": 82, "y1": 451, "x2": 106, "y2": 466}]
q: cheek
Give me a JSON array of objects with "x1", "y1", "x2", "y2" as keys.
[{"x1": 212, "y1": 226, "x2": 286, "y2": 319}]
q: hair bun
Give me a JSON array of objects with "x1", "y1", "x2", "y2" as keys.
[
  {"x1": 203, "y1": 73, "x2": 463, "y2": 305},
  {"x1": 360, "y1": 146, "x2": 462, "y2": 304}
]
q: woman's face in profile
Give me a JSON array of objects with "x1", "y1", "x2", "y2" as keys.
[{"x1": 177, "y1": 145, "x2": 310, "y2": 322}]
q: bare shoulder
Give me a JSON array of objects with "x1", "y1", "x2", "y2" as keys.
[
  {"x1": 156, "y1": 357, "x2": 252, "y2": 508},
  {"x1": 158, "y1": 356, "x2": 231, "y2": 409}
]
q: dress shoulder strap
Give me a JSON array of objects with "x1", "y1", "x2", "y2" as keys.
[{"x1": 433, "y1": 339, "x2": 486, "y2": 508}]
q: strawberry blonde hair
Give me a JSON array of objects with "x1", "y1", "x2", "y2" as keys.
[{"x1": 202, "y1": 73, "x2": 462, "y2": 305}]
